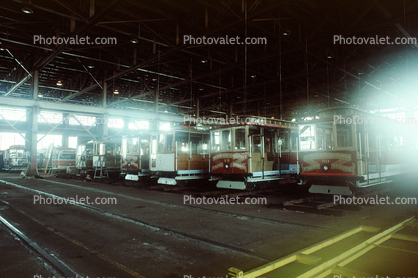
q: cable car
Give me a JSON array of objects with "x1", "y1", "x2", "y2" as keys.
[
  {"x1": 150, "y1": 127, "x2": 210, "y2": 185},
  {"x1": 3, "y1": 145, "x2": 30, "y2": 172},
  {"x1": 92, "y1": 140, "x2": 121, "y2": 179},
  {"x1": 209, "y1": 116, "x2": 299, "y2": 190},
  {"x1": 122, "y1": 134, "x2": 150, "y2": 181},
  {"x1": 298, "y1": 107, "x2": 417, "y2": 195},
  {"x1": 76, "y1": 142, "x2": 93, "y2": 174}
]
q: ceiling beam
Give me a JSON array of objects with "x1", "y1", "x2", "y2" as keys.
[
  {"x1": 33, "y1": 0, "x2": 126, "y2": 70},
  {"x1": 0, "y1": 96, "x2": 184, "y2": 122},
  {"x1": 374, "y1": 0, "x2": 418, "y2": 48}
]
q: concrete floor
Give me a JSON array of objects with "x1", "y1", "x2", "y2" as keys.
[{"x1": 0, "y1": 172, "x2": 417, "y2": 278}]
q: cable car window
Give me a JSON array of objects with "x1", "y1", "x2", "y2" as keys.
[
  {"x1": 106, "y1": 145, "x2": 114, "y2": 155},
  {"x1": 264, "y1": 129, "x2": 275, "y2": 154},
  {"x1": 157, "y1": 134, "x2": 165, "y2": 153},
  {"x1": 265, "y1": 137, "x2": 271, "y2": 153},
  {"x1": 279, "y1": 131, "x2": 289, "y2": 152},
  {"x1": 176, "y1": 132, "x2": 189, "y2": 154},
  {"x1": 140, "y1": 143, "x2": 149, "y2": 156},
  {"x1": 299, "y1": 125, "x2": 315, "y2": 150},
  {"x1": 166, "y1": 134, "x2": 174, "y2": 153},
  {"x1": 199, "y1": 134, "x2": 209, "y2": 155},
  {"x1": 390, "y1": 136, "x2": 404, "y2": 148},
  {"x1": 151, "y1": 135, "x2": 157, "y2": 155},
  {"x1": 317, "y1": 124, "x2": 333, "y2": 151},
  {"x1": 336, "y1": 124, "x2": 353, "y2": 148},
  {"x1": 221, "y1": 130, "x2": 231, "y2": 151},
  {"x1": 291, "y1": 132, "x2": 298, "y2": 151},
  {"x1": 252, "y1": 136, "x2": 261, "y2": 153},
  {"x1": 59, "y1": 154, "x2": 76, "y2": 159},
  {"x1": 190, "y1": 133, "x2": 202, "y2": 155},
  {"x1": 211, "y1": 131, "x2": 220, "y2": 152},
  {"x1": 125, "y1": 138, "x2": 139, "y2": 155},
  {"x1": 234, "y1": 128, "x2": 246, "y2": 150}
]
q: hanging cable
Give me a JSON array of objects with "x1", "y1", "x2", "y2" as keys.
[
  {"x1": 243, "y1": 0, "x2": 248, "y2": 115},
  {"x1": 190, "y1": 55, "x2": 193, "y2": 119},
  {"x1": 327, "y1": 62, "x2": 330, "y2": 108},
  {"x1": 305, "y1": 38, "x2": 309, "y2": 115},
  {"x1": 279, "y1": 17, "x2": 282, "y2": 119}
]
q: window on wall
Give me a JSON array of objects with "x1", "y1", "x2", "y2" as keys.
[
  {"x1": 128, "y1": 120, "x2": 149, "y2": 130},
  {"x1": 38, "y1": 111, "x2": 63, "y2": 124},
  {"x1": 0, "y1": 132, "x2": 26, "y2": 150},
  {"x1": 159, "y1": 122, "x2": 170, "y2": 131},
  {"x1": 108, "y1": 118, "x2": 124, "y2": 128},
  {"x1": 37, "y1": 134, "x2": 62, "y2": 149},
  {"x1": 68, "y1": 137, "x2": 77, "y2": 148},
  {"x1": 69, "y1": 115, "x2": 96, "y2": 126},
  {"x1": 0, "y1": 107, "x2": 27, "y2": 121}
]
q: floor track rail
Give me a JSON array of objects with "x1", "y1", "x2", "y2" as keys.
[{"x1": 0, "y1": 214, "x2": 82, "y2": 278}]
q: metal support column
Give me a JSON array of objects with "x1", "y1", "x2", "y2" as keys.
[
  {"x1": 196, "y1": 97, "x2": 200, "y2": 118},
  {"x1": 27, "y1": 106, "x2": 39, "y2": 175},
  {"x1": 102, "y1": 82, "x2": 107, "y2": 108},
  {"x1": 62, "y1": 112, "x2": 69, "y2": 147},
  {"x1": 32, "y1": 70, "x2": 39, "y2": 100},
  {"x1": 97, "y1": 113, "x2": 108, "y2": 140}
]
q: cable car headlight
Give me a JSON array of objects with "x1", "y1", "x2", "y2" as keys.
[{"x1": 322, "y1": 164, "x2": 330, "y2": 172}]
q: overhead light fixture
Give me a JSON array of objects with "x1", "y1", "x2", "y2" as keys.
[
  {"x1": 251, "y1": 75, "x2": 256, "y2": 78},
  {"x1": 201, "y1": 59, "x2": 208, "y2": 64},
  {"x1": 327, "y1": 54, "x2": 334, "y2": 59},
  {"x1": 113, "y1": 89, "x2": 119, "y2": 94},
  {"x1": 22, "y1": 6, "x2": 33, "y2": 14},
  {"x1": 56, "y1": 80, "x2": 62, "y2": 86},
  {"x1": 130, "y1": 37, "x2": 139, "y2": 44},
  {"x1": 282, "y1": 28, "x2": 291, "y2": 36},
  {"x1": 87, "y1": 65, "x2": 94, "y2": 69},
  {"x1": 38, "y1": 93, "x2": 43, "y2": 98}
]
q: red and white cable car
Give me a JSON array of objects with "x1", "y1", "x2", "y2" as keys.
[
  {"x1": 122, "y1": 134, "x2": 150, "y2": 181},
  {"x1": 209, "y1": 116, "x2": 299, "y2": 190},
  {"x1": 150, "y1": 127, "x2": 210, "y2": 185},
  {"x1": 298, "y1": 107, "x2": 418, "y2": 195}
]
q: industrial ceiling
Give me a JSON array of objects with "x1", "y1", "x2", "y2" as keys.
[{"x1": 1, "y1": 0, "x2": 418, "y2": 120}]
